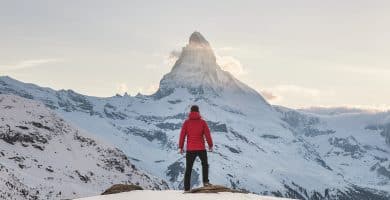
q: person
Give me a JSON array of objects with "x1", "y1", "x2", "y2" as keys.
[{"x1": 179, "y1": 105, "x2": 213, "y2": 192}]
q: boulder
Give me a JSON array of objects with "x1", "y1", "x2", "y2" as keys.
[{"x1": 101, "y1": 184, "x2": 143, "y2": 195}]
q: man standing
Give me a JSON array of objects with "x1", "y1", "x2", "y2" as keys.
[{"x1": 179, "y1": 105, "x2": 213, "y2": 192}]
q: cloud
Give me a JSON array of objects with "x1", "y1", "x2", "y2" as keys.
[
  {"x1": 259, "y1": 84, "x2": 325, "y2": 104},
  {"x1": 161, "y1": 48, "x2": 247, "y2": 77},
  {"x1": 169, "y1": 50, "x2": 181, "y2": 59},
  {"x1": 300, "y1": 104, "x2": 390, "y2": 113},
  {"x1": 1, "y1": 58, "x2": 61, "y2": 71},
  {"x1": 158, "y1": 45, "x2": 246, "y2": 78},
  {"x1": 144, "y1": 50, "x2": 181, "y2": 70},
  {"x1": 163, "y1": 50, "x2": 182, "y2": 67},
  {"x1": 260, "y1": 85, "x2": 390, "y2": 112},
  {"x1": 217, "y1": 55, "x2": 246, "y2": 77},
  {"x1": 259, "y1": 90, "x2": 281, "y2": 101},
  {"x1": 215, "y1": 46, "x2": 246, "y2": 77}
]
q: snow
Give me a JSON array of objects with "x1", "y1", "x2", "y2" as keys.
[
  {"x1": 75, "y1": 190, "x2": 294, "y2": 200},
  {"x1": 0, "y1": 94, "x2": 167, "y2": 200},
  {"x1": 158, "y1": 32, "x2": 266, "y2": 104},
  {"x1": 1, "y1": 31, "x2": 390, "y2": 199}
]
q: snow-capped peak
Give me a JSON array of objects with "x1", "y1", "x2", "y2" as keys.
[
  {"x1": 155, "y1": 32, "x2": 267, "y2": 104},
  {"x1": 189, "y1": 31, "x2": 210, "y2": 47},
  {"x1": 170, "y1": 31, "x2": 217, "y2": 75}
]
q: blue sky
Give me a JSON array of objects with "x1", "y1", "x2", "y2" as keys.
[{"x1": 1, "y1": 0, "x2": 389, "y2": 110}]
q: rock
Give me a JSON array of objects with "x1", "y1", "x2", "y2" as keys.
[
  {"x1": 189, "y1": 185, "x2": 247, "y2": 193},
  {"x1": 101, "y1": 184, "x2": 143, "y2": 195},
  {"x1": 383, "y1": 123, "x2": 390, "y2": 145},
  {"x1": 189, "y1": 31, "x2": 210, "y2": 46}
]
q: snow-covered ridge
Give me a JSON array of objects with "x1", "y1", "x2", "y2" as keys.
[
  {"x1": 0, "y1": 94, "x2": 168, "y2": 200},
  {"x1": 298, "y1": 106, "x2": 388, "y2": 116}
]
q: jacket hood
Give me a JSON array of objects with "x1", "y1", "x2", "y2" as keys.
[{"x1": 188, "y1": 112, "x2": 201, "y2": 120}]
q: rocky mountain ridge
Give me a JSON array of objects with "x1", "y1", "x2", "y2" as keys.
[{"x1": 0, "y1": 94, "x2": 168, "y2": 200}]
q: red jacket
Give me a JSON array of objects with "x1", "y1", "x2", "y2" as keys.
[{"x1": 179, "y1": 112, "x2": 213, "y2": 151}]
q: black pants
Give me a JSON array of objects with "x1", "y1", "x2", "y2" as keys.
[{"x1": 184, "y1": 150, "x2": 209, "y2": 191}]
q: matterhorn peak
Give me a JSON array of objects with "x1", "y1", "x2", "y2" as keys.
[
  {"x1": 154, "y1": 32, "x2": 267, "y2": 104},
  {"x1": 189, "y1": 31, "x2": 210, "y2": 46}
]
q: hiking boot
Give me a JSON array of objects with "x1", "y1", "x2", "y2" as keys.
[{"x1": 203, "y1": 182, "x2": 212, "y2": 187}]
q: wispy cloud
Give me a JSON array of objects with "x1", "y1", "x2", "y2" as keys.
[
  {"x1": 260, "y1": 90, "x2": 280, "y2": 101},
  {"x1": 162, "y1": 48, "x2": 247, "y2": 77},
  {"x1": 260, "y1": 84, "x2": 390, "y2": 111},
  {"x1": 260, "y1": 84, "x2": 329, "y2": 104},
  {"x1": 1, "y1": 58, "x2": 61, "y2": 71},
  {"x1": 163, "y1": 50, "x2": 182, "y2": 67},
  {"x1": 144, "y1": 50, "x2": 181, "y2": 70},
  {"x1": 300, "y1": 104, "x2": 390, "y2": 113},
  {"x1": 215, "y1": 46, "x2": 247, "y2": 77},
  {"x1": 217, "y1": 55, "x2": 246, "y2": 77}
]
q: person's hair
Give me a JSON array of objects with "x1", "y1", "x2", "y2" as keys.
[{"x1": 190, "y1": 105, "x2": 199, "y2": 112}]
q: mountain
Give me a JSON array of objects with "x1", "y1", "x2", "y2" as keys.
[
  {"x1": 0, "y1": 94, "x2": 168, "y2": 200},
  {"x1": 155, "y1": 32, "x2": 267, "y2": 104},
  {"x1": 1, "y1": 32, "x2": 390, "y2": 200}
]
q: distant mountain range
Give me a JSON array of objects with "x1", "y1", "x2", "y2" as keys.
[{"x1": 1, "y1": 32, "x2": 389, "y2": 200}]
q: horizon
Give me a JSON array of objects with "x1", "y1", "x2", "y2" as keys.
[{"x1": 1, "y1": 1, "x2": 389, "y2": 110}]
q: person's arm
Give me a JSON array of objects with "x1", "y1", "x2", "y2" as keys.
[
  {"x1": 203, "y1": 121, "x2": 213, "y2": 150},
  {"x1": 179, "y1": 121, "x2": 187, "y2": 153}
]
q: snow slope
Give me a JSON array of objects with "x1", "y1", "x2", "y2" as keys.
[
  {"x1": 0, "y1": 94, "x2": 168, "y2": 200},
  {"x1": 1, "y1": 32, "x2": 390, "y2": 200},
  {"x1": 75, "y1": 190, "x2": 293, "y2": 200}
]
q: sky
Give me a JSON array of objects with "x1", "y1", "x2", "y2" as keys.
[{"x1": 1, "y1": 0, "x2": 389, "y2": 110}]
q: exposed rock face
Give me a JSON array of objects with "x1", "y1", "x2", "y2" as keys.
[
  {"x1": 384, "y1": 123, "x2": 390, "y2": 145},
  {"x1": 328, "y1": 136, "x2": 366, "y2": 159},
  {"x1": 101, "y1": 184, "x2": 143, "y2": 195},
  {"x1": 189, "y1": 31, "x2": 210, "y2": 46}
]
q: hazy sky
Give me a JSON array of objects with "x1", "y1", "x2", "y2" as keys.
[{"x1": 1, "y1": 0, "x2": 389, "y2": 110}]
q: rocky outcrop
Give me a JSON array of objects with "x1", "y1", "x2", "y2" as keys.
[
  {"x1": 101, "y1": 184, "x2": 143, "y2": 195},
  {"x1": 189, "y1": 185, "x2": 247, "y2": 193}
]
